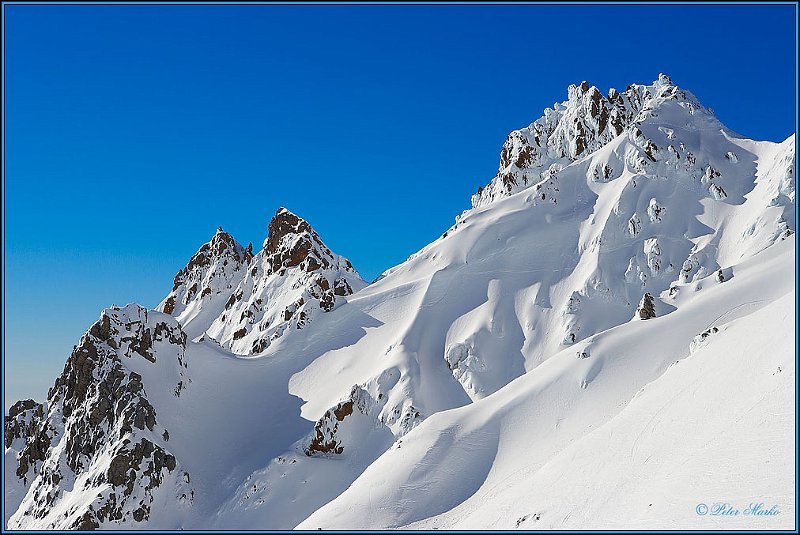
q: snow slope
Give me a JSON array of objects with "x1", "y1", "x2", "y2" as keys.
[
  {"x1": 5, "y1": 75, "x2": 795, "y2": 530},
  {"x1": 298, "y1": 238, "x2": 795, "y2": 530},
  {"x1": 284, "y1": 73, "x2": 795, "y2": 440}
]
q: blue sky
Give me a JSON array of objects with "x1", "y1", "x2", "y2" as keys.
[{"x1": 3, "y1": 3, "x2": 797, "y2": 408}]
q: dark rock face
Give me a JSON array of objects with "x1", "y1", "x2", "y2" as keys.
[
  {"x1": 162, "y1": 295, "x2": 177, "y2": 315},
  {"x1": 7, "y1": 399, "x2": 41, "y2": 420},
  {"x1": 232, "y1": 327, "x2": 247, "y2": 340},
  {"x1": 305, "y1": 386, "x2": 381, "y2": 457},
  {"x1": 159, "y1": 228, "x2": 252, "y2": 318},
  {"x1": 95, "y1": 438, "x2": 178, "y2": 524},
  {"x1": 264, "y1": 209, "x2": 313, "y2": 256},
  {"x1": 7, "y1": 305, "x2": 193, "y2": 529},
  {"x1": 307, "y1": 275, "x2": 338, "y2": 314},
  {"x1": 214, "y1": 209, "x2": 364, "y2": 353},
  {"x1": 306, "y1": 400, "x2": 355, "y2": 456},
  {"x1": 306, "y1": 399, "x2": 354, "y2": 456},
  {"x1": 333, "y1": 278, "x2": 353, "y2": 297},
  {"x1": 638, "y1": 292, "x2": 657, "y2": 320},
  {"x1": 263, "y1": 208, "x2": 336, "y2": 276},
  {"x1": 4, "y1": 400, "x2": 49, "y2": 480}
]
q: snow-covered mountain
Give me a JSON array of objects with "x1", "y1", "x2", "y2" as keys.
[
  {"x1": 5, "y1": 305, "x2": 193, "y2": 528},
  {"x1": 5, "y1": 75, "x2": 796, "y2": 530},
  {"x1": 157, "y1": 208, "x2": 365, "y2": 353},
  {"x1": 158, "y1": 227, "x2": 253, "y2": 340}
]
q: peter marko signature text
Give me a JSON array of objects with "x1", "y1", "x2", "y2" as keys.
[{"x1": 695, "y1": 502, "x2": 780, "y2": 517}]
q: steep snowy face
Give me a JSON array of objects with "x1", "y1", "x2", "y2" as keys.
[
  {"x1": 6, "y1": 305, "x2": 194, "y2": 530},
  {"x1": 472, "y1": 74, "x2": 704, "y2": 207},
  {"x1": 205, "y1": 208, "x2": 366, "y2": 355},
  {"x1": 291, "y1": 74, "x2": 795, "y2": 439},
  {"x1": 750, "y1": 134, "x2": 796, "y2": 245},
  {"x1": 157, "y1": 228, "x2": 253, "y2": 339},
  {"x1": 298, "y1": 239, "x2": 796, "y2": 531}
]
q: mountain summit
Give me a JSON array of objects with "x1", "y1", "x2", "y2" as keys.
[
  {"x1": 159, "y1": 228, "x2": 253, "y2": 331},
  {"x1": 472, "y1": 74, "x2": 709, "y2": 207},
  {"x1": 204, "y1": 207, "x2": 365, "y2": 355},
  {"x1": 6, "y1": 76, "x2": 795, "y2": 530},
  {"x1": 158, "y1": 208, "x2": 365, "y2": 354}
]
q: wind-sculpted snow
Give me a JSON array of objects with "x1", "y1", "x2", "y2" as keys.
[
  {"x1": 5, "y1": 75, "x2": 795, "y2": 530},
  {"x1": 471, "y1": 74, "x2": 707, "y2": 208},
  {"x1": 298, "y1": 239, "x2": 796, "y2": 530}
]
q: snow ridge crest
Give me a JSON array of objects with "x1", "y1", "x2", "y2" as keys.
[{"x1": 471, "y1": 74, "x2": 708, "y2": 208}]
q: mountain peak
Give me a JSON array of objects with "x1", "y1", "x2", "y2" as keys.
[
  {"x1": 158, "y1": 229, "x2": 252, "y2": 319},
  {"x1": 263, "y1": 207, "x2": 315, "y2": 255},
  {"x1": 656, "y1": 72, "x2": 673, "y2": 86},
  {"x1": 199, "y1": 206, "x2": 365, "y2": 354},
  {"x1": 175, "y1": 229, "x2": 251, "y2": 287},
  {"x1": 260, "y1": 207, "x2": 354, "y2": 278},
  {"x1": 155, "y1": 206, "x2": 364, "y2": 348},
  {"x1": 470, "y1": 74, "x2": 708, "y2": 208},
  {"x1": 567, "y1": 80, "x2": 594, "y2": 101},
  {"x1": 207, "y1": 227, "x2": 247, "y2": 257}
]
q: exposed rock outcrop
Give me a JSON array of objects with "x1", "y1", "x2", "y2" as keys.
[
  {"x1": 6, "y1": 305, "x2": 194, "y2": 529},
  {"x1": 158, "y1": 228, "x2": 252, "y2": 331},
  {"x1": 472, "y1": 74, "x2": 703, "y2": 207},
  {"x1": 205, "y1": 208, "x2": 366, "y2": 354},
  {"x1": 637, "y1": 292, "x2": 656, "y2": 320}
]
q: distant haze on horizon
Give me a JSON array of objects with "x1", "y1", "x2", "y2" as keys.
[{"x1": 4, "y1": 3, "x2": 797, "y2": 408}]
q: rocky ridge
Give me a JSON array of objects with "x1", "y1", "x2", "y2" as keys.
[
  {"x1": 471, "y1": 74, "x2": 705, "y2": 207},
  {"x1": 204, "y1": 208, "x2": 366, "y2": 355},
  {"x1": 6, "y1": 305, "x2": 193, "y2": 529},
  {"x1": 157, "y1": 208, "x2": 365, "y2": 354}
]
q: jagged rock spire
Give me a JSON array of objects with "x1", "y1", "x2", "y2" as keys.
[
  {"x1": 158, "y1": 228, "x2": 251, "y2": 318},
  {"x1": 264, "y1": 208, "x2": 314, "y2": 255},
  {"x1": 261, "y1": 207, "x2": 355, "y2": 276},
  {"x1": 204, "y1": 207, "x2": 364, "y2": 355}
]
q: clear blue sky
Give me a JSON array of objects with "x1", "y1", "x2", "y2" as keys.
[{"x1": 4, "y1": 3, "x2": 796, "y2": 408}]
